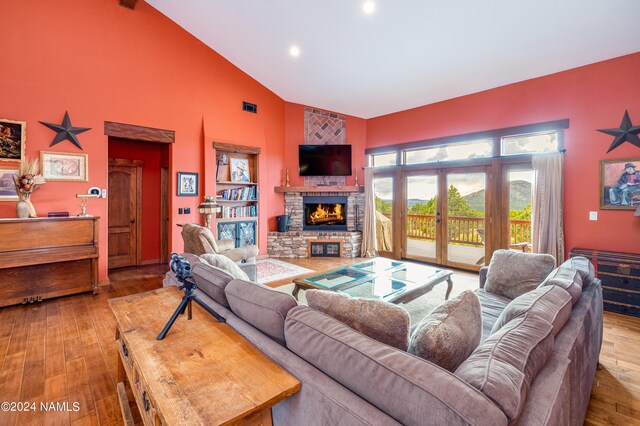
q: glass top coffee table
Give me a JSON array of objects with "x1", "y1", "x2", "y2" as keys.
[{"x1": 292, "y1": 258, "x2": 453, "y2": 304}]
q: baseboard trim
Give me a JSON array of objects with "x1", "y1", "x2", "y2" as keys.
[
  {"x1": 98, "y1": 279, "x2": 110, "y2": 287},
  {"x1": 256, "y1": 254, "x2": 270, "y2": 260},
  {"x1": 139, "y1": 259, "x2": 160, "y2": 266}
]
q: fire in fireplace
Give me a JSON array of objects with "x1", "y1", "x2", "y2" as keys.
[{"x1": 303, "y1": 196, "x2": 348, "y2": 231}]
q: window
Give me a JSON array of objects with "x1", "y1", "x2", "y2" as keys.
[
  {"x1": 371, "y1": 153, "x2": 397, "y2": 167},
  {"x1": 404, "y1": 139, "x2": 493, "y2": 165},
  {"x1": 501, "y1": 131, "x2": 558, "y2": 156}
]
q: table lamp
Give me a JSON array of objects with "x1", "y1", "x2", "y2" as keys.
[
  {"x1": 198, "y1": 196, "x2": 221, "y2": 228},
  {"x1": 76, "y1": 193, "x2": 100, "y2": 217}
]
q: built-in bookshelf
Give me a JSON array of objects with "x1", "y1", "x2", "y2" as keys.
[{"x1": 213, "y1": 142, "x2": 260, "y2": 247}]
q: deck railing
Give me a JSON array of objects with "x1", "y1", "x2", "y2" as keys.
[{"x1": 399, "y1": 214, "x2": 531, "y2": 245}]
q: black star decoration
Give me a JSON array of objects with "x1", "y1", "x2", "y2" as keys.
[
  {"x1": 597, "y1": 110, "x2": 640, "y2": 153},
  {"x1": 39, "y1": 111, "x2": 91, "y2": 150}
]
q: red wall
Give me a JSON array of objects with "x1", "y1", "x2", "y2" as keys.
[
  {"x1": 1, "y1": 0, "x2": 286, "y2": 282},
  {"x1": 284, "y1": 102, "x2": 367, "y2": 188},
  {"x1": 108, "y1": 139, "x2": 165, "y2": 262},
  {"x1": 367, "y1": 52, "x2": 640, "y2": 255}
]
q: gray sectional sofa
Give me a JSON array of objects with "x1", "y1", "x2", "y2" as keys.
[{"x1": 163, "y1": 254, "x2": 603, "y2": 426}]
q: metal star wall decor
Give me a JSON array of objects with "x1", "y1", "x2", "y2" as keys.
[
  {"x1": 39, "y1": 111, "x2": 91, "y2": 150},
  {"x1": 597, "y1": 110, "x2": 640, "y2": 153}
]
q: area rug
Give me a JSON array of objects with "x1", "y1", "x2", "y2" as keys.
[
  {"x1": 274, "y1": 272, "x2": 479, "y2": 328},
  {"x1": 256, "y1": 258, "x2": 314, "y2": 284}
]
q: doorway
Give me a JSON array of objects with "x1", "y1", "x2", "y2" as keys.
[
  {"x1": 108, "y1": 159, "x2": 142, "y2": 268},
  {"x1": 402, "y1": 167, "x2": 488, "y2": 271},
  {"x1": 107, "y1": 138, "x2": 170, "y2": 269}
]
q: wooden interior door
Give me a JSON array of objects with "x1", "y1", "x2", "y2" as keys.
[{"x1": 108, "y1": 160, "x2": 142, "y2": 268}]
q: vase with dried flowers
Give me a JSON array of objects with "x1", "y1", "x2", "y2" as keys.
[{"x1": 13, "y1": 157, "x2": 46, "y2": 218}]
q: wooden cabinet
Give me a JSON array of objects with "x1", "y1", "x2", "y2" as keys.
[
  {"x1": 213, "y1": 142, "x2": 260, "y2": 244},
  {"x1": 110, "y1": 287, "x2": 300, "y2": 425},
  {"x1": 570, "y1": 248, "x2": 640, "y2": 317},
  {"x1": 0, "y1": 217, "x2": 99, "y2": 307}
]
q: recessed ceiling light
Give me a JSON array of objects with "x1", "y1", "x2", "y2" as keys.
[
  {"x1": 363, "y1": 1, "x2": 376, "y2": 15},
  {"x1": 289, "y1": 45, "x2": 300, "y2": 58}
]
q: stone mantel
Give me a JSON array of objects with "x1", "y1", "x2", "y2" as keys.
[{"x1": 274, "y1": 185, "x2": 363, "y2": 193}]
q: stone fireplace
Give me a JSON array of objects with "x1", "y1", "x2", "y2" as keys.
[
  {"x1": 303, "y1": 196, "x2": 348, "y2": 231},
  {"x1": 267, "y1": 190, "x2": 364, "y2": 258}
]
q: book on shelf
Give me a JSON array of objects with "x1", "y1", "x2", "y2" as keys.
[
  {"x1": 217, "y1": 186, "x2": 258, "y2": 201},
  {"x1": 218, "y1": 205, "x2": 258, "y2": 219}
]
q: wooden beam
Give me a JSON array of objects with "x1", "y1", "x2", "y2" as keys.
[
  {"x1": 104, "y1": 121, "x2": 175, "y2": 144},
  {"x1": 119, "y1": 0, "x2": 139, "y2": 10},
  {"x1": 213, "y1": 142, "x2": 261, "y2": 155}
]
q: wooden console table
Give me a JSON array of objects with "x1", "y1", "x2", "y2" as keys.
[
  {"x1": 109, "y1": 287, "x2": 301, "y2": 425},
  {"x1": 0, "y1": 216, "x2": 99, "y2": 307}
]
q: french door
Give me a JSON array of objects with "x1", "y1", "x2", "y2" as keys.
[{"x1": 402, "y1": 167, "x2": 488, "y2": 271}]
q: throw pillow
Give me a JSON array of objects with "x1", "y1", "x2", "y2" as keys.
[
  {"x1": 490, "y1": 286, "x2": 572, "y2": 336},
  {"x1": 485, "y1": 250, "x2": 556, "y2": 299},
  {"x1": 306, "y1": 290, "x2": 410, "y2": 350},
  {"x1": 200, "y1": 253, "x2": 249, "y2": 281},
  {"x1": 455, "y1": 313, "x2": 554, "y2": 424},
  {"x1": 407, "y1": 290, "x2": 482, "y2": 371}
]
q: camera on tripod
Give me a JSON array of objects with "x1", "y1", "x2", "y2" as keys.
[
  {"x1": 171, "y1": 254, "x2": 193, "y2": 283},
  {"x1": 157, "y1": 253, "x2": 225, "y2": 340}
]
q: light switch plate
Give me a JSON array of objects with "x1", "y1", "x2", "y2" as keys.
[{"x1": 589, "y1": 211, "x2": 598, "y2": 221}]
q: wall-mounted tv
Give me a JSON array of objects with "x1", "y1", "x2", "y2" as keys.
[{"x1": 299, "y1": 144, "x2": 352, "y2": 176}]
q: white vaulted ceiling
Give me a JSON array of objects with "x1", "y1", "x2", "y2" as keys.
[{"x1": 147, "y1": 0, "x2": 640, "y2": 118}]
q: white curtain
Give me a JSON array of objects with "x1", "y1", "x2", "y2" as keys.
[
  {"x1": 361, "y1": 167, "x2": 378, "y2": 257},
  {"x1": 532, "y1": 153, "x2": 565, "y2": 264}
]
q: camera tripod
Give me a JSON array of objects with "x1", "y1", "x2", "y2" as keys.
[{"x1": 157, "y1": 254, "x2": 225, "y2": 340}]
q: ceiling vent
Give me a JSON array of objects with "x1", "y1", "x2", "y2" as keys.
[{"x1": 243, "y1": 102, "x2": 257, "y2": 114}]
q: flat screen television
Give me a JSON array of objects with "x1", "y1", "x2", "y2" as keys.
[{"x1": 299, "y1": 144, "x2": 352, "y2": 176}]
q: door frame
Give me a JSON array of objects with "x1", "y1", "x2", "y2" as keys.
[
  {"x1": 108, "y1": 158, "x2": 143, "y2": 268},
  {"x1": 160, "y1": 166, "x2": 170, "y2": 264},
  {"x1": 401, "y1": 169, "x2": 440, "y2": 264},
  {"x1": 398, "y1": 164, "x2": 492, "y2": 271},
  {"x1": 440, "y1": 165, "x2": 490, "y2": 272}
]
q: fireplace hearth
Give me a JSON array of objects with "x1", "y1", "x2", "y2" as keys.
[{"x1": 303, "y1": 196, "x2": 348, "y2": 231}]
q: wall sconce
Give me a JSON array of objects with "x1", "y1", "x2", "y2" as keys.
[
  {"x1": 216, "y1": 154, "x2": 228, "y2": 182},
  {"x1": 198, "y1": 196, "x2": 221, "y2": 228}
]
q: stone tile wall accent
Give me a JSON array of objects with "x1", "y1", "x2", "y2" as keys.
[
  {"x1": 267, "y1": 231, "x2": 362, "y2": 258},
  {"x1": 304, "y1": 107, "x2": 347, "y2": 186}
]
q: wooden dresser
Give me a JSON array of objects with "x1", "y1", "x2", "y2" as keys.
[
  {"x1": 570, "y1": 248, "x2": 640, "y2": 317},
  {"x1": 0, "y1": 217, "x2": 99, "y2": 307}
]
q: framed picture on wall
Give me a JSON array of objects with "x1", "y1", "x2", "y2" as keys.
[
  {"x1": 0, "y1": 166, "x2": 19, "y2": 201},
  {"x1": 41, "y1": 151, "x2": 89, "y2": 182},
  {"x1": 178, "y1": 171, "x2": 198, "y2": 196},
  {"x1": 0, "y1": 119, "x2": 26, "y2": 162},
  {"x1": 230, "y1": 158, "x2": 250, "y2": 183},
  {"x1": 600, "y1": 158, "x2": 640, "y2": 210}
]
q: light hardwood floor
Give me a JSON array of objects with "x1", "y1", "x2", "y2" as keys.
[{"x1": 0, "y1": 258, "x2": 637, "y2": 425}]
